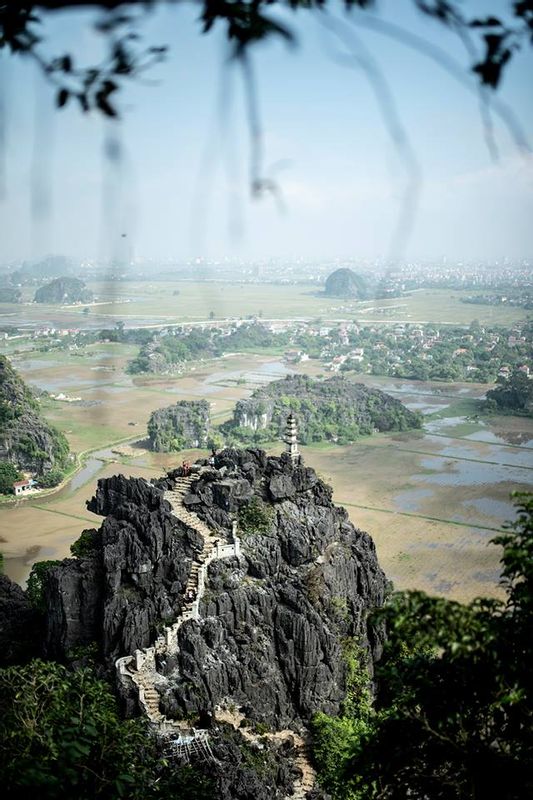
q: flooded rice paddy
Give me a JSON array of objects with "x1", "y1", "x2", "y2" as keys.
[{"x1": 2, "y1": 354, "x2": 532, "y2": 603}]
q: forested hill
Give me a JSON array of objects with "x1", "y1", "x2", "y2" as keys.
[
  {"x1": 34, "y1": 277, "x2": 93, "y2": 305},
  {"x1": 126, "y1": 324, "x2": 282, "y2": 375},
  {"x1": 0, "y1": 356, "x2": 69, "y2": 484},
  {"x1": 222, "y1": 374, "x2": 422, "y2": 445}
]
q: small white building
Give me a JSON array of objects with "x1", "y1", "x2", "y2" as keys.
[{"x1": 13, "y1": 478, "x2": 38, "y2": 496}]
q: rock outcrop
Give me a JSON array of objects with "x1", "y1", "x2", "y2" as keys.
[
  {"x1": 0, "y1": 574, "x2": 42, "y2": 665},
  {"x1": 42, "y1": 447, "x2": 386, "y2": 798},
  {"x1": 222, "y1": 374, "x2": 422, "y2": 445},
  {"x1": 34, "y1": 276, "x2": 93, "y2": 304},
  {"x1": 148, "y1": 400, "x2": 210, "y2": 451},
  {"x1": 0, "y1": 356, "x2": 70, "y2": 476},
  {"x1": 45, "y1": 475, "x2": 202, "y2": 664},
  {"x1": 44, "y1": 450, "x2": 385, "y2": 716},
  {"x1": 324, "y1": 268, "x2": 367, "y2": 299}
]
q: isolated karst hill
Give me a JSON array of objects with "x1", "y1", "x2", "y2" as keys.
[
  {"x1": 324, "y1": 268, "x2": 368, "y2": 299},
  {"x1": 0, "y1": 356, "x2": 69, "y2": 481},
  {"x1": 222, "y1": 374, "x2": 422, "y2": 445},
  {"x1": 147, "y1": 400, "x2": 210, "y2": 451},
  {"x1": 33, "y1": 276, "x2": 93, "y2": 305},
  {"x1": 36, "y1": 447, "x2": 386, "y2": 798}
]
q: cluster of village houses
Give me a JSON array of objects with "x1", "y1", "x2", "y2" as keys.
[{"x1": 4, "y1": 316, "x2": 530, "y2": 497}]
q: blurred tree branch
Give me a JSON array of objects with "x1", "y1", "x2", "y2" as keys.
[{"x1": 1, "y1": 2, "x2": 532, "y2": 119}]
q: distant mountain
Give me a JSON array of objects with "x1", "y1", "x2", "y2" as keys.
[
  {"x1": 221, "y1": 374, "x2": 422, "y2": 445},
  {"x1": 324, "y1": 268, "x2": 368, "y2": 299},
  {"x1": 0, "y1": 286, "x2": 22, "y2": 304},
  {"x1": 0, "y1": 356, "x2": 70, "y2": 479},
  {"x1": 34, "y1": 277, "x2": 93, "y2": 305},
  {"x1": 12, "y1": 255, "x2": 75, "y2": 284}
]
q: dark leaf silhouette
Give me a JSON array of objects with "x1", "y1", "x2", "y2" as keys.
[
  {"x1": 1, "y1": 1, "x2": 532, "y2": 120},
  {"x1": 56, "y1": 86, "x2": 69, "y2": 107}
]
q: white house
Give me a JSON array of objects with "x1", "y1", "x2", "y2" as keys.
[{"x1": 13, "y1": 478, "x2": 38, "y2": 496}]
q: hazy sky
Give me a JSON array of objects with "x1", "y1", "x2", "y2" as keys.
[{"x1": 1, "y1": 0, "x2": 532, "y2": 264}]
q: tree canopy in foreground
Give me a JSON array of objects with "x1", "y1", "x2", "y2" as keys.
[
  {"x1": 313, "y1": 491, "x2": 533, "y2": 799},
  {"x1": 1, "y1": 1, "x2": 532, "y2": 119}
]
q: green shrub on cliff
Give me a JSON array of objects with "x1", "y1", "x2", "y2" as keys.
[
  {"x1": 26, "y1": 561, "x2": 62, "y2": 611},
  {"x1": 238, "y1": 497, "x2": 274, "y2": 536},
  {"x1": 0, "y1": 659, "x2": 213, "y2": 800},
  {"x1": 0, "y1": 462, "x2": 22, "y2": 494},
  {"x1": 70, "y1": 530, "x2": 100, "y2": 558}
]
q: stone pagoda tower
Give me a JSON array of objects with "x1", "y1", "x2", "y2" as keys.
[{"x1": 283, "y1": 413, "x2": 300, "y2": 465}]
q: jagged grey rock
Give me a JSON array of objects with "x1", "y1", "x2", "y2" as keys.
[
  {"x1": 43, "y1": 450, "x2": 386, "y2": 732},
  {"x1": 44, "y1": 475, "x2": 203, "y2": 665},
  {"x1": 0, "y1": 574, "x2": 42, "y2": 665}
]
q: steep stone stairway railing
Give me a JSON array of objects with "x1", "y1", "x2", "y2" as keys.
[
  {"x1": 116, "y1": 472, "x2": 240, "y2": 739},
  {"x1": 215, "y1": 707, "x2": 316, "y2": 800},
  {"x1": 115, "y1": 473, "x2": 314, "y2": 794}
]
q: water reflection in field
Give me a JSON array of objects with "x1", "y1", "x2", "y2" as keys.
[
  {"x1": 465, "y1": 429, "x2": 533, "y2": 447},
  {"x1": 423, "y1": 435, "x2": 533, "y2": 468},
  {"x1": 2, "y1": 356, "x2": 532, "y2": 603},
  {"x1": 414, "y1": 455, "x2": 530, "y2": 487},
  {"x1": 69, "y1": 459, "x2": 105, "y2": 492}
]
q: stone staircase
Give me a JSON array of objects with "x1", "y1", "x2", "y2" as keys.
[
  {"x1": 215, "y1": 707, "x2": 316, "y2": 799},
  {"x1": 292, "y1": 737, "x2": 316, "y2": 800},
  {"x1": 116, "y1": 472, "x2": 240, "y2": 736},
  {"x1": 115, "y1": 470, "x2": 315, "y2": 794}
]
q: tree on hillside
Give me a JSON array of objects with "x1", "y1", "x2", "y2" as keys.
[
  {"x1": 312, "y1": 492, "x2": 533, "y2": 799},
  {"x1": 486, "y1": 369, "x2": 533, "y2": 415},
  {"x1": 0, "y1": 462, "x2": 22, "y2": 494}
]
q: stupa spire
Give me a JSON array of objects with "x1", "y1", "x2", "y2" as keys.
[{"x1": 283, "y1": 413, "x2": 300, "y2": 465}]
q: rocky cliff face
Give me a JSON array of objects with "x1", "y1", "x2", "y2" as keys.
[
  {"x1": 0, "y1": 356, "x2": 70, "y2": 476},
  {"x1": 45, "y1": 475, "x2": 203, "y2": 663},
  {"x1": 44, "y1": 449, "x2": 386, "y2": 727},
  {"x1": 147, "y1": 400, "x2": 210, "y2": 451},
  {"x1": 0, "y1": 574, "x2": 42, "y2": 666}
]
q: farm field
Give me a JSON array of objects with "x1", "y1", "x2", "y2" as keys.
[
  {"x1": 2, "y1": 342, "x2": 532, "y2": 601},
  {"x1": 352, "y1": 289, "x2": 530, "y2": 325},
  {"x1": 301, "y1": 422, "x2": 532, "y2": 603},
  {"x1": 1, "y1": 284, "x2": 530, "y2": 328},
  {"x1": 13, "y1": 346, "x2": 284, "y2": 451}
]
